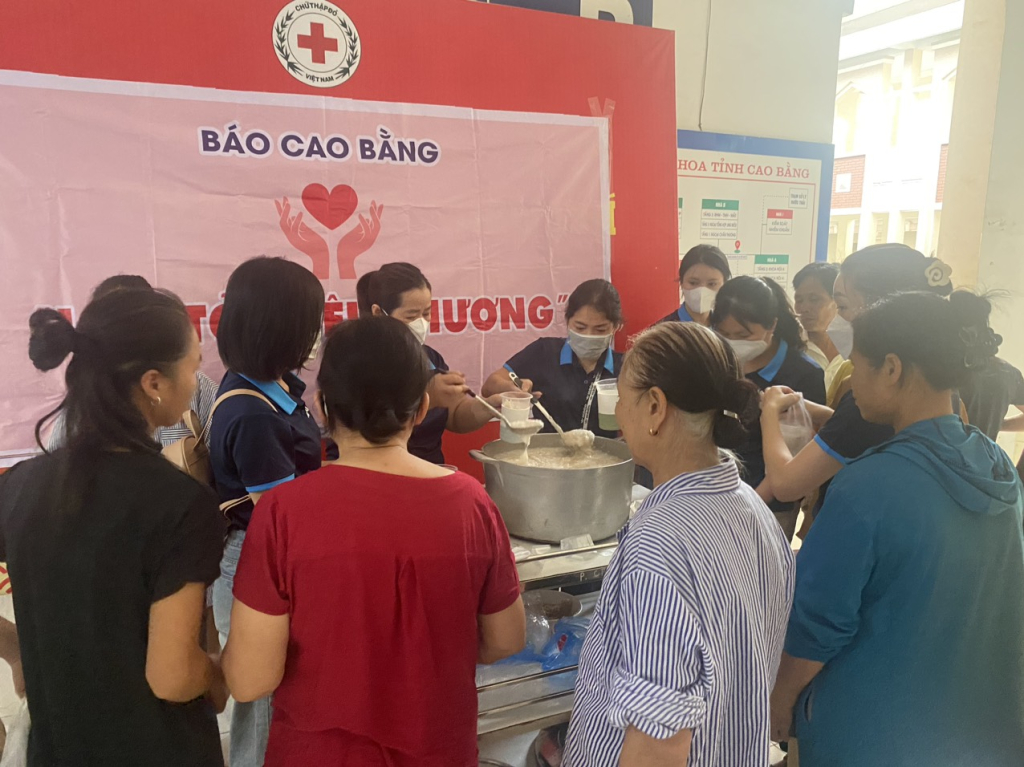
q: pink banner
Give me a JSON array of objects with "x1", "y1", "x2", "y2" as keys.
[{"x1": 0, "y1": 72, "x2": 609, "y2": 464}]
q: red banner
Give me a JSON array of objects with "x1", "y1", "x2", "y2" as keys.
[{"x1": 0, "y1": 0, "x2": 677, "y2": 469}]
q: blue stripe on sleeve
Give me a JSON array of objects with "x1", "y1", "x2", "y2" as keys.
[
  {"x1": 814, "y1": 434, "x2": 850, "y2": 465},
  {"x1": 245, "y1": 474, "x2": 296, "y2": 494}
]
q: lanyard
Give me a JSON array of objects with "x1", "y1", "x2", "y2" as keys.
[{"x1": 580, "y1": 370, "x2": 607, "y2": 429}]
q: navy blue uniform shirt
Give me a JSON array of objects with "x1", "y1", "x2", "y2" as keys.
[
  {"x1": 210, "y1": 371, "x2": 323, "y2": 531},
  {"x1": 409, "y1": 346, "x2": 451, "y2": 465},
  {"x1": 656, "y1": 304, "x2": 695, "y2": 325},
  {"x1": 505, "y1": 337, "x2": 623, "y2": 439},
  {"x1": 738, "y1": 340, "x2": 826, "y2": 512}
]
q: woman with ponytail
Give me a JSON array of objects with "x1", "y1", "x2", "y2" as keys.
[
  {"x1": 0, "y1": 291, "x2": 225, "y2": 765},
  {"x1": 760, "y1": 244, "x2": 959, "y2": 513},
  {"x1": 710, "y1": 276, "x2": 826, "y2": 536},
  {"x1": 564, "y1": 322, "x2": 794, "y2": 767},
  {"x1": 772, "y1": 291, "x2": 1024, "y2": 765}
]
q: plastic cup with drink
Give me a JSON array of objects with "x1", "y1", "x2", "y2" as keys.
[{"x1": 595, "y1": 379, "x2": 619, "y2": 432}]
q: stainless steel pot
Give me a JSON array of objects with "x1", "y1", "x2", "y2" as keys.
[{"x1": 470, "y1": 434, "x2": 633, "y2": 543}]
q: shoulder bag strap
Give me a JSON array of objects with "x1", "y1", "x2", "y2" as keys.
[
  {"x1": 198, "y1": 388, "x2": 276, "y2": 443},
  {"x1": 201, "y1": 388, "x2": 278, "y2": 515}
]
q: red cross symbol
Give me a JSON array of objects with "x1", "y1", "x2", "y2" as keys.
[{"x1": 297, "y1": 22, "x2": 339, "y2": 65}]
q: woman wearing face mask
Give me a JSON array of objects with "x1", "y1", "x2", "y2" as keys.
[
  {"x1": 759, "y1": 245, "x2": 956, "y2": 510},
  {"x1": 771, "y1": 292, "x2": 1024, "y2": 766},
  {"x1": 711, "y1": 276, "x2": 825, "y2": 537},
  {"x1": 657, "y1": 244, "x2": 731, "y2": 326},
  {"x1": 483, "y1": 279, "x2": 624, "y2": 438},
  {"x1": 357, "y1": 263, "x2": 503, "y2": 465}
]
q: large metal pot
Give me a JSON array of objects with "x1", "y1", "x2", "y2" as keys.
[{"x1": 471, "y1": 434, "x2": 633, "y2": 543}]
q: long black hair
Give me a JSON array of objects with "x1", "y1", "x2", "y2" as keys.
[
  {"x1": 30, "y1": 290, "x2": 195, "y2": 456},
  {"x1": 356, "y1": 263, "x2": 431, "y2": 317},
  {"x1": 711, "y1": 276, "x2": 805, "y2": 351},
  {"x1": 318, "y1": 317, "x2": 432, "y2": 444},
  {"x1": 217, "y1": 257, "x2": 325, "y2": 381}
]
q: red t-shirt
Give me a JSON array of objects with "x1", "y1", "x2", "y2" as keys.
[{"x1": 233, "y1": 465, "x2": 521, "y2": 767}]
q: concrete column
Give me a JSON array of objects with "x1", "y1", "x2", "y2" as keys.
[
  {"x1": 938, "y1": 0, "x2": 1005, "y2": 286},
  {"x1": 856, "y1": 210, "x2": 873, "y2": 248},
  {"x1": 886, "y1": 210, "x2": 903, "y2": 243},
  {"x1": 940, "y1": 0, "x2": 1024, "y2": 458},
  {"x1": 844, "y1": 217, "x2": 857, "y2": 259},
  {"x1": 915, "y1": 207, "x2": 935, "y2": 256}
]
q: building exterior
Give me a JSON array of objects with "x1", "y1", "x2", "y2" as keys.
[{"x1": 828, "y1": 0, "x2": 963, "y2": 262}]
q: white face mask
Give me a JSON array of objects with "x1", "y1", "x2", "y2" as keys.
[
  {"x1": 568, "y1": 329, "x2": 612, "y2": 361},
  {"x1": 827, "y1": 314, "x2": 854, "y2": 359},
  {"x1": 407, "y1": 317, "x2": 430, "y2": 346},
  {"x1": 727, "y1": 338, "x2": 769, "y2": 364},
  {"x1": 381, "y1": 307, "x2": 430, "y2": 346},
  {"x1": 683, "y1": 286, "x2": 717, "y2": 316}
]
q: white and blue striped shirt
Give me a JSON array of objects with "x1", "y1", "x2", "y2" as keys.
[
  {"x1": 46, "y1": 371, "x2": 219, "y2": 450},
  {"x1": 563, "y1": 458, "x2": 795, "y2": 767}
]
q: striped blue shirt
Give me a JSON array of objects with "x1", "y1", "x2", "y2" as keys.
[
  {"x1": 563, "y1": 458, "x2": 795, "y2": 767},
  {"x1": 46, "y1": 372, "x2": 219, "y2": 450}
]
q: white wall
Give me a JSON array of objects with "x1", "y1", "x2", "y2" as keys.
[
  {"x1": 471, "y1": 1, "x2": 847, "y2": 143},
  {"x1": 976, "y1": 0, "x2": 1024, "y2": 374},
  {"x1": 656, "y1": 0, "x2": 845, "y2": 143}
]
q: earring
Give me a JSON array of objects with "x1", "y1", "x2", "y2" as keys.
[
  {"x1": 151, "y1": 396, "x2": 162, "y2": 407},
  {"x1": 649, "y1": 428, "x2": 658, "y2": 437}
]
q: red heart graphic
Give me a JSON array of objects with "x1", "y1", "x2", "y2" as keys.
[{"x1": 301, "y1": 184, "x2": 358, "y2": 230}]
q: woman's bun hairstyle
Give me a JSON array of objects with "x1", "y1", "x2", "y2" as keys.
[
  {"x1": 853, "y1": 290, "x2": 1000, "y2": 392},
  {"x1": 949, "y1": 290, "x2": 1002, "y2": 368},
  {"x1": 713, "y1": 376, "x2": 762, "y2": 451},
  {"x1": 625, "y1": 322, "x2": 759, "y2": 450},
  {"x1": 29, "y1": 309, "x2": 77, "y2": 372},
  {"x1": 841, "y1": 244, "x2": 954, "y2": 303}
]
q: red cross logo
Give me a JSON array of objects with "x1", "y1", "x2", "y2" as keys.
[{"x1": 297, "y1": 22, "x2": 339, "y2": 65}]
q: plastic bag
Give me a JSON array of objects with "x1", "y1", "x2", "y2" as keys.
[
  {"x1": 0, "y1": 699, "x2": 29, "y2": 767},
  {"x1": 778, "y1": 394, "x2": 814, "y2": 455},
  {"x1": 496, "y1": 608, "x2": 551, "y2": 665},
  {"x1": 540, "y1": 617, "x2": 591, "y2": 671}
]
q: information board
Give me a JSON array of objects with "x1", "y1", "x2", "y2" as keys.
[{"x1": 677, "y1": 130, "x2": 834, "y2": 289}]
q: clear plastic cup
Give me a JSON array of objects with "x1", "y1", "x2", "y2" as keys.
[
  {"x1": 595, "y1": 379, "x2": 619, "y2": 432},
  {"x1": 501, "y1": 391, "x2": 534, "y2": 443}
]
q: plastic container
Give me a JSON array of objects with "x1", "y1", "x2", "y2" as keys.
[
  {"x1": 500, "y1": 390, "x2": 535, "y2": 443},
  {"x1": 595, "y1": 379, "x2": 619, "y2": 432}
]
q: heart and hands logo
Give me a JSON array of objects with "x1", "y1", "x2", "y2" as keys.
[{"x1": 275, "y1": 184, "x2": 384, "y2": 280}]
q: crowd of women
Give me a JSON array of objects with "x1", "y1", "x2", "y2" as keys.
[{"x1": 0, "y1": 241, "x2": 1021, "y2": 766}]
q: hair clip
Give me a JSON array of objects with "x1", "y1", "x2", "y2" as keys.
[
  {"x1": 924, "y1": 259, "x2": 953, "y2": 289},
  {"x1": 722, "y1": 410, "x2": 739, "y2": 420}
]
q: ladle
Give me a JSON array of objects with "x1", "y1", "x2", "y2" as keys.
[
  {"x1": 507, "y1": 373, "x2": 594, "y2": 450},
  {"x1": 469, "y1": 391, "x2": 544, "y2": 440}
]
